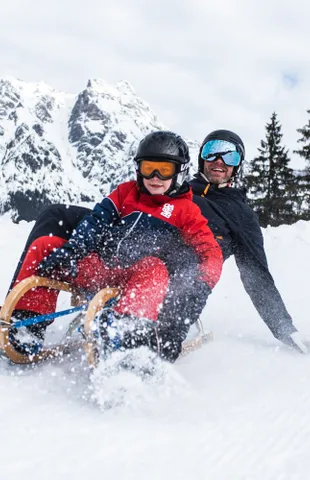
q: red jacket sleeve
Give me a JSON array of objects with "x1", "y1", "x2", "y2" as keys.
[
  {"x1": 108, "y1": 181, "x2": 137, "y2": 214},
  {"x1": 179, "y1": 202, "x2": 223, "y2": 288}
]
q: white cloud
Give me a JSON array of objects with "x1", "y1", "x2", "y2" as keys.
[{"x1": 1, "y1": 0, "x2": 310, "y2": 168}]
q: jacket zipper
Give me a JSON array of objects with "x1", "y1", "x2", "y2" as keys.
[{"x1": 115, "y1": 212, "x2": 143, "y2": 256}]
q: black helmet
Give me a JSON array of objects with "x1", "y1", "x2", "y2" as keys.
[
  {"x1": 198, "y1": 129, "x2": 245, "y2": 175},
  {"x1": 134, "y1": 131, "x2": 190, "y2": 196},
  {"x1": 135, "y1": 130, "x2": 190, "y2": 164}
]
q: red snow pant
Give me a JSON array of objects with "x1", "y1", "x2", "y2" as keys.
[{"x1": 13, "y1": 236, "x2": 169, "y2": 322}]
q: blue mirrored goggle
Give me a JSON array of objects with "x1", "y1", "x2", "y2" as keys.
[{"x1": 201, "y1": 140, "x2": 241, "y2": 167}]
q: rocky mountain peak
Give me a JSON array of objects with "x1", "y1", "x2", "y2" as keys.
[{"x1": 0, "y1": 77, "x2": 199, "y2": 223}]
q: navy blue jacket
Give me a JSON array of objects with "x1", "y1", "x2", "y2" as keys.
[
  {"x1": 190, "y1": 174, "x2": 296, "y2": 340},
  {"x1": 42, "y1": 181, "x2": 222, "y2": 288}
]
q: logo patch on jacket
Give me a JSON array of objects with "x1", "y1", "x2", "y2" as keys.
[{"x1": 160, "y1": 203, "x2": 174, "y2": 218}]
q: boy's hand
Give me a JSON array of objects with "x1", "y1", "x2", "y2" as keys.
[{"x1": 37, "y1": 247, "x2": 77, "y2": 281}]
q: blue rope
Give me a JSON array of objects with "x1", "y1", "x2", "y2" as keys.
[{"x1": 12, "y1": 305, "x2": 87, "y2": 329}]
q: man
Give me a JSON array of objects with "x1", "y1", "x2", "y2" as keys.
[
  {"x1": 190, "y1": 129, "x2": 307, "y2": 353},
  {"x1": 6, "y1": 129, "x2": 307, "y2": 354}
]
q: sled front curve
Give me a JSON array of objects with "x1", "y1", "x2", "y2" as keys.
[
  {"x1": 83, "y1": 287, "x2": 120, "y2": 368},
  {"x1": 0, "y1": 275, "x2": 73, "y2": 364}
]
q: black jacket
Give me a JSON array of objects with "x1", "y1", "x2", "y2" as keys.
[{"x1": 190, "y1": 174, "x2": 296, "y2": 340}]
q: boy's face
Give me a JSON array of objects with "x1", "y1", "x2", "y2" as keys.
[{"x1": 143, "y1": 176, "x2": 172, "y2": 195}]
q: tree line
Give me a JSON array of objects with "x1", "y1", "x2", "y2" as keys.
[{"x1": 238, "y1": 111, "x2": 310, "y2": 227}]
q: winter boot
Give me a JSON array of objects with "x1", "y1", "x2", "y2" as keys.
[
  {"x1": 9, "y1": 310, "x2": 50, "y2": 355},
  {"x1": 96, "y1": 309, "x2": 159, "y2": 357}
]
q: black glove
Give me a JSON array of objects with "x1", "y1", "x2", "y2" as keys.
[
  {"x1": 37, "y1": 244, "x2": 78, "y2": 281},
  {"x1": 155, "y1": 324, "x2": 183, "y2": 362},
  {"x1": 121, "y1": 318, "x2": 181, "y2": 363}
]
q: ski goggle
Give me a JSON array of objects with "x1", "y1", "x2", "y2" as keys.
[
  {"x1": 201, "y1": 140, "x2": 242, "y2": 167},
  {"x1": 138, "y1": 160, "x2": 177, "y2": 180}
]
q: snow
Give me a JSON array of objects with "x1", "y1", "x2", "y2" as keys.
[{"x1": 1, "y1": 215, "x2": 310, "y2": 479}]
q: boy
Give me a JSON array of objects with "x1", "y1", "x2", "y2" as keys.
[{"x1": 11, "y1": 131, "x2": 223, "y2": 361}]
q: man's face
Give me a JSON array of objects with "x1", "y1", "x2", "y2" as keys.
[{"x1": 203, "y1": 156, "x2": 234, "y2": 184}]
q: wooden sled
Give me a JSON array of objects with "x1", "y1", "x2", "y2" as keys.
[
  {"x1": 0, "y1": 276, "x2": 213, "y2": 367},
  {"x1": 0, "y1": 275, "x2": 121, "y2": 366},
  {"x1": 0, "y1": 276, "x2": 81, "y2": 364}
]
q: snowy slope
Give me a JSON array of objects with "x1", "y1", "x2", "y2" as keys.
[{"x1": 0, "y1": 217, "x2": 310, "y2": 479}]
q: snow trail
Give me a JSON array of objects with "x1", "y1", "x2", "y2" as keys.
[{"x1": 1, "y1": 217, "x2": 310, "y2": 479}]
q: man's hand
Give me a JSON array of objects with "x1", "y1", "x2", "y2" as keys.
[{"x1": 282, "y1": 331, "x2": 310, "y2": 354}]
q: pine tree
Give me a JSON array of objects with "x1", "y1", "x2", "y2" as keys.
[
  {"x1": 294, "y1": 109, "x2": 310, "y2": 170},
  {"x1": 244, "y1": 112, "x2": 296, "y2": 227},
  {"x1": 293, "y1": 110, "x2": 310, "y2": 218}
]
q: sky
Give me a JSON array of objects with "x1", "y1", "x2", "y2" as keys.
[
  {"x1": 1, "y1": 217, "x2": 310, "y2": 478},
  {"x1": 2, "y1": 0, "x2": 310, "y2": 169}
]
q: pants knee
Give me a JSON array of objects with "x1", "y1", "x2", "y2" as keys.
[{"x1": 137, "y1": 256, "x2": 169, "y2": 277}]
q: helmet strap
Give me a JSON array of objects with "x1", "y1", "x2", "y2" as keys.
[{"x1": 199, "y1": 171, "x2": 230, "y2": 188}]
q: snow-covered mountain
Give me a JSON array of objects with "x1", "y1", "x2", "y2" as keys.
[{"x1": 0, "y1": 77, "x2": 200, "y2": 222}]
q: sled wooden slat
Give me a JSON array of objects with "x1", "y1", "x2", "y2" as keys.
[
  {"x1": 0, "y1": 330, "x2": 84, "y2": 365},
  {"x1": 83, "y1": 287, "x2": 120, "y2": 368},
  {"x1": 181, "y1": 330, "x2": 213, "y2": 356},
  {"x1": 0, "y1": 276, "x2": 74, "y2": 364},
  {"x1": 0, "y1": 276, "x2": 73, "y2": 324}
]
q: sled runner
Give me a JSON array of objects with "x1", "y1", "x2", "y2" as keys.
[
  {"x1": 0, "y1": 276, "x2": 213, "y2": 366},
  {"x1": 0, "y1": 276, "x2": 82, "y2": 364}
]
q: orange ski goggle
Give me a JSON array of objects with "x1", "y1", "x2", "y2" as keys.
[{"x1": 138, "y1": 160, "x2": 177, "y2": 180}]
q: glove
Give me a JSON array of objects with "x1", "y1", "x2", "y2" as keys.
[
  {"x1": 156, "y1": 325, "x2": 182, "y2": 362},
  {"x1": 122, "y1": 320, "x2": 182, "y2": 363},
  {"x1": 281, "y1": 331, "x2": 310, "y2": 354},
  {"x1": 37, "y1": 244, "x2": 77, "y2": 281}
]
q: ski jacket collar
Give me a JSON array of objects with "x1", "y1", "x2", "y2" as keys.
[
  {"x1": 190, "y1": 174, "x2": 247, "y2": 200},
  {"x1": 199, "y1": 172, "x2": 230, "y2": 189}
]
